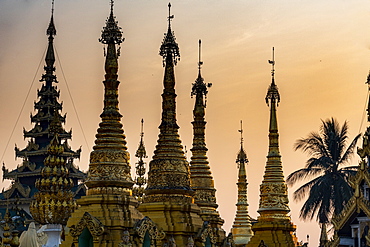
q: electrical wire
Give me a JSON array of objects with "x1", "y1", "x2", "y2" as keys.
[
  {"x1": 54, "y1": 46, "x2": 90, "y2": 151},
  {"x1": 0, "y1": 48, "x2": 47, "y2": 164}
]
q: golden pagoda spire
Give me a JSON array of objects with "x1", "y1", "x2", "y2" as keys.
[
  {"x1": 259, "y1": 47, "x2": 289, "y2": 219},
  {"x1": 246, "y1": 48, "x2": 297, "y2": 247},
  {"x1": 145, "y1": 3, "x2": 192, "y2": 203},
  {"x1": 85, "y1": 0, "x2": 133, "y2": 195},
  {"x1": 190, "y1": 39, "x2": 215, "y2": 209},
  {"x1": 232, "y1": 120, "x2": 253, "y2": 246},
  {"x1": 189, "y1": 40, "x2": 225, "y2": 244}
]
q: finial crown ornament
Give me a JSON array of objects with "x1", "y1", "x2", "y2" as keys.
[
  {"x1": 135, "y1": 119, "x2": 147, "y2": 159},
  {"x1": 236, "y1": 120, "x2": 248, "y2": 165},
  {"x1": 159, "y1": 2, "x2": 180, "y2": 66},
  {"x1": 99, "y1": 1, "x2": 124, "y2": 45},
  {"x1": 191, "y1": 40, "x2": 212, "y2": 103},
  {"x1": 265, "y1": 47, "x2": 280, "y2": 106}
]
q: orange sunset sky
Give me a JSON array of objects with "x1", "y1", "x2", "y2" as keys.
[{"x1": 1, "y1": 0, "x2": 370, "y2": 246}]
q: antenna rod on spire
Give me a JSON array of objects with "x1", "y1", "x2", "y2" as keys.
[
  {"x1": 268, "y1": 47, "x2": 275, "y2": 78},
  {"x1": 140, "y1": 119, "x2": 144, "y2": 138},
  {"x1": 51, "y1": 0, "x2": 55, "y2": 15},
  {"x1": 198, "y1": 39, "x2": 203, "y2": 71},
  {"x1": 110, "y1": 0, "x2": 114, "y2": 12},
  {"x1": 238, "y1": 120, "x2": 243, "y2": 146},
  {"x1": 167, "y1": 3, "x2": 174, "y2": 27}
]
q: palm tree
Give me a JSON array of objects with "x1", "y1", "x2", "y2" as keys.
[{"x1": 286, "y1": 118, "x2": 361, "y2": 224}]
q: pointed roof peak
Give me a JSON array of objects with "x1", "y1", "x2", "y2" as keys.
[
  {"x1": 159, "y1": 2, "x2": 180, "y2": 66},
  {"x1": 47, "y1": 0, "x2": 56, "y2": 37}
]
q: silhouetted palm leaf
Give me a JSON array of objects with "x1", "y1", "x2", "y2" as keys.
[{"x1": 287, "y1": 118, "x2": 360, "y2": 224}]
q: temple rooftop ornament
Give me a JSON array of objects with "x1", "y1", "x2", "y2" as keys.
[
  {"x1": 232, "y1": 120, "x2": 253, "y2": 246},
  {"x1": 159, "y1": 3, "x2": 180, "y2": 66},
  {"x1": 246, "y1": 48, "x2": 298, "y2": 247},
  {"x1": 189, "y1": 39, "x2": 225, "y2": 245}
]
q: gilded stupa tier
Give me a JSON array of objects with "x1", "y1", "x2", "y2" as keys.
[
  {"x1": 0, "y1": 7, "x2": 85, "y2": 215},
  {"x1": 30, "y1": 115, "x2": 76, "y2": 225},
  {"x1": 247, "y1": 49, "x2": 298, "y2": 247},
  {"x1": 189, "y1": 40, "x2": 225, "y2": 244},
  {"x1": 84, "y1": 1, "x2": 134, "y2": 196},
  {"x1": 144, "y1": 3, "x2": 193, "y2": 204},
  {"x1": 232, "y1": 121, "x2": 253, "y2": 246}
]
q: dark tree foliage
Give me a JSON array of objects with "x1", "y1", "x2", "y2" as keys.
[{"x1": 287, "y1": 118, "x2": 361, "y2": 223}]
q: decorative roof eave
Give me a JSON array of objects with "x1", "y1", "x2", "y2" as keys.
[
  {"x1": 332, "y1": 196, "x2": 370, "y2": 230},
  {"x1": 15, "y1": 147, "x2": 79, "y2": 159},
  {"x1": 30, "y1": 112, "x2": 66, "y2": 124},
  {"x1": 2, "y1": 182, "x2": 31, "y2": 199},
  {"x1": 349, "y1": 165, "x2": 370, "y2": 189},
  {"x1": 23, "y1": 128, "x2": 72, "y2": 139},
  {"x1": 3, "y1": 168, "x2": 85, "y2": 180},
  {"x1": 34, "y1": 100, "x2": 63, "y2": 111}
]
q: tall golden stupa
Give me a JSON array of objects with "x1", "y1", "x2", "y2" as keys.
[{"x1": 246, "y1": 49, "x2": 299, "y2": 247}]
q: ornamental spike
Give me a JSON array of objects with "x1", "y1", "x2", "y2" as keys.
[{"x1": 159, "y1": 2, "x2": 180, "y2": 66}]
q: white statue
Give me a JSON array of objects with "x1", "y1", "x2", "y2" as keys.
[{"x1": 19, "y1": 222, "x2": 48, "y2": 247}]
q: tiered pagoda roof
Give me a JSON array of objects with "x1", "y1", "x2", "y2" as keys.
[{"x1": 0, "y1": 8, "x2": 86, "y2": 206}]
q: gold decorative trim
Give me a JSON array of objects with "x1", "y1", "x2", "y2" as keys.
[
  {"x1": 196, "y1": 222, "x2": 216, "y2": 244},
  {"x1": 134, "y1": 216, "x2": 165, "y2": 241},
  {"x1": 69, "y1": 212, "x2": 105, "y2": 241}
]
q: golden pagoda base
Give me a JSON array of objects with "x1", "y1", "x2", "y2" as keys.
[
  {"x1": 61, "y1": 193, "x2": 143, "y2": 247},
  {"x1": 246, "y1": 220, "x2": 298, "y2": 247},
  {"x1": 138, "y1": 201, "x2": 204, "y2": 245}
]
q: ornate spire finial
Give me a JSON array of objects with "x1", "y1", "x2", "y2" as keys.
[
  {"x1": 191, "y1": 40, "x2": 211, "y2": 107},
  {"x1": 268, "y1": 47, "x2": 275, "y2": 78},
  {"x1": 99, "y1": 1, "x2": 124, "y2": 46},
  {"x1": 159, "y1": 3, "x2": 180, "y2": 66},
  {"x1": 239, "y1": 120, "x2": 243, "y2": 146},
  {"x1": 168, "y1": 3, "x2": 174, "y2": 27},
  {"x1": 198, "y1": 39, "x2": 203, "y2": 73},
  {"x1": 47, "y1": 0, "x2": 56, "y2": 37},
  {"x1": 236, "y1": 120, "x2": 248, "y2": 165},
  {"x1": 265, "y1": 47, "x2": 280, "y2": 106},
  {"x1": 51, "y1": 0, "x2": 55, "y2": 15}
]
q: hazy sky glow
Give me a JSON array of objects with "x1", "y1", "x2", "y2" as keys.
[{"x1": 1, "y1": 1, "x2": 370, "y2": 246}]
